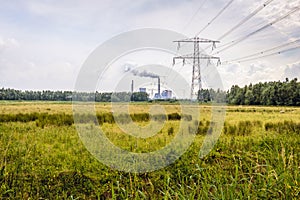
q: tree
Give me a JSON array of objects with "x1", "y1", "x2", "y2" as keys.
[{"x1": 131, "y1": 92, "x2": 149, "y2": 101}]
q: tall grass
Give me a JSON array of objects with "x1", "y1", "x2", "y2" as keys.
[
  {"x1": 265, "y1": 120, "x2": 300, "y2": 134},
  {"x1": 1, "y1": 122, "x2": 299, "y2": 199},
  {"x1": 0, "y1": 112, "x2": 193, "y2": 127},
  {"x1": 0, "y1": 103, "x2": 300, "y2": 199}
]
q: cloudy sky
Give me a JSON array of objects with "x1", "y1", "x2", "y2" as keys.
[{"x1": 0, "y1": 0, "x2": 300, "y2": 92}]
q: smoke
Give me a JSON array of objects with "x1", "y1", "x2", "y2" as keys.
[
  {"x1": 131, "y1": 69, "x2": 159, "y2": 78},
  {"x1": 123, "y1": 62, "x2": 159, "y2": 78}
]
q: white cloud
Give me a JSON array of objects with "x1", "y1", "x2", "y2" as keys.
[
  {"x1": 0, "y1": 0, "x2": 299, "y2": 91},
  {"x1": 219, "y1": 59, "x2": 285, "y2": 89},
  {"x1": 250, "y1": 0, "x2": 300, "y2": 36},
  {"x1": 0, "y1": 36, "x2": 19, "y2": 52},
  {"x1": 283, "y1": 62, "x2": 300, "y2": 80}
]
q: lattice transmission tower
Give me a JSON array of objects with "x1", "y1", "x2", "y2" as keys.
[{"x1": 173, "y1": 37, "x2": 221, "y2": 100}]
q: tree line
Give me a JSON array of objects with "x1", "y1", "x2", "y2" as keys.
[
  {"x1": 226, "y1": 78, "x2": 300, "y2": 106},
  {"x1": 0, "y1": 88, "x2": 149, "y2": 102},
  {"x1": 0, "y1": 78, "x2": 299, "y2": 105}
]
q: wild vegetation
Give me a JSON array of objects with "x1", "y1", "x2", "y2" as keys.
[
  {"x1": 1, "y1": 78, "x2": 299, "y2": 106},
  {"x1": 0, "y1": 102, "x2": 300, "y2": 199}
]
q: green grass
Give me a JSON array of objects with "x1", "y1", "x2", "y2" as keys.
[{"x1": 0, "y1": 102, "x2": 300, "y2": 199}]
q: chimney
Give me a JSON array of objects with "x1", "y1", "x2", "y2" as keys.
[
  {"x1": 158, "y1": 77, "x2": 160, "y2": 96},
  {"x1": 131, "y1": 80, "x2": 134, "y2": 93}
]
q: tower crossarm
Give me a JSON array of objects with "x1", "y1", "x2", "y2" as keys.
[
  {"x1": 173, "y1": 55, "x2": 220, "y2": 60},
  {"x1": 174, "y1": 37, "x2": 220, "y2": 51},
  {"x1": 173, "y1": 55, "x2": 221, "y2": 66},
  {"x1": 173, "y1": 37, "x2": 220, "y2": 43}
]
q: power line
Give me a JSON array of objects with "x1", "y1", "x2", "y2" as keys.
[
  {"x1": 183, "y1": 0, "x2": 208, "y2": 30},
  {"x1": 174, "y1": 0, "x2": 235, "y2": 53},
  {"x1": 195, "y1": 0, "x2": 235, "y2": 37},
  {"x1": 213, "y1": 6, "x2": 300, "y2": 55},
  {"x1": 223, "y1": 45, "x2": 300, "y2": 64},
  {"x1": 218, "y1": 0, "x2": 275, "y2": 40},
  {"x1": 200, "y1": 0, "x2": 275, "y2": 53},
  {"x1": 223, "y1": 38, "x2": 300, "y2": 63}
]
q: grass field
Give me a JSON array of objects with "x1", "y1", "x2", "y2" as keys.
[{"x1": 0, "y1": 101, "x2": 300, "y2": 199}]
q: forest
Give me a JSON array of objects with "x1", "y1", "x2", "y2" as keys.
[
  {"x1": 0, "y1": 89, "x2": 149, "y2": 102},
  {"x1": 226, "y1": 78, "x2": 300, "y2": 106},
  {"x1": 0, "y1": 78, "x2": 299, "y2": 106}
]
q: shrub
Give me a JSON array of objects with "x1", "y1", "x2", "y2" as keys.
[
  {"x1": 168, "y1": 127, "x2": 174, "y2": 135},
  {"x1": 223, "y1": 121, "x2": 254, "y2": 136},
  {"x1": 195, "y1": 120, "x2": 210, "y2": 135},
  {"x1": 265, "y1": 121, "x2": 300, "y2": 134},
  {"x1": 131, "y1": 113, "x2": 150, "y2": 122},
  {"x1": 168, "y1": 113, "x2": 181, "y2": 121}
]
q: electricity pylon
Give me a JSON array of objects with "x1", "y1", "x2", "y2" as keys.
[{"x1": 173, "y1": 37, "x2": 221, "y2": 100}]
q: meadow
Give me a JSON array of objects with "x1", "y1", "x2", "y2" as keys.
[{"x1": 0, "y1": 101, "x2": 300, "y2": 199}]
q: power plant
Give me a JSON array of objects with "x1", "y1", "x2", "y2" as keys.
[
  {"x1": 130, "y1": 69, "x2": 172, "y2": 99},
  {"x1": 135, "y1": 77, "x2": 172, "y2": 99}
]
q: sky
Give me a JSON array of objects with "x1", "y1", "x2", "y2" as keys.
[{"x1": 0, "y1": 0, "x2": 300, "y2": 94}]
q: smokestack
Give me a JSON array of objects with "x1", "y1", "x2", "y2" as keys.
[
  {"x1": 131, "y1": 80, "x2": 134, "y2": 93},
  {"x1": 158, "y1": 77, "x2": 160, "y2": 97}
]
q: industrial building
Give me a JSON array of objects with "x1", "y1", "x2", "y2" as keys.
[
  {"x1": 161, "y1": 90, "x2": 172, "y2": 99},
  {"x1": 139, "y1": 88, "x2": 146, "y2": 93}
]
